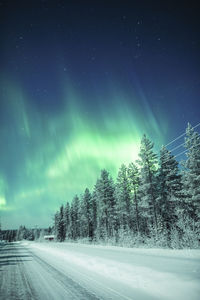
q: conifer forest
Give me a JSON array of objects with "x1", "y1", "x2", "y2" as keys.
[{"x1": 53, "y1": 123, "x2": 200, "y2": 248}]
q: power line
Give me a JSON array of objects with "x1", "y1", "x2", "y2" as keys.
[
  {"x1": 165, "y1": 121, "x2": 200, "y2": 148},
  {"x1": 167, "y1": 141, "x2": 185, "y2": 153},
  {"x1": 161, "y1": 141, "x2": 200, "y2": 165},
  {"x1": 139, "y1": 121, "x2": 200, "y2": 166},
  {"x1": 158, "y1": 121, "x2": 200, "y2": 161},
  {"x1": 161, "y1": 129, "x2": 200, "y2": 157},
  {"x1": 175, "y1": 141, "x2": 200, "y2": 159}
]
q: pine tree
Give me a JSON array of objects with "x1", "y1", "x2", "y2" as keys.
[
  {"x1": 54, "y1": 211, "x2": 59, "y2": 239},
  {"x1": 80, "y1": 188, "x2": 92, "y2": 239},
  {"x1": 137, "y1": 134, "x2": 158, "y2": 236},
  {"x1": 57, "y1": 205, "x2": 66, "y2": 242},
  {"x1": 91, "y1": 189, "x2": 97, "y2": 240},
  {"x1": 128, "y1": 162, "x2": 140, "y2": 234},
  {"x1": 70, "y1": 195, "x2": 81, "y2": 240},
  {"x1": 17, "y1": 225, "x2": 28, "y2": 240},
  {"x1": 158, "y1": 146, "x2": 182, "y2": 245},
  {"x1": 182, "y1": 123, "x2": 200, "y2": 228},
  {"x1": 64, "y1": 202, "x2": 71, "y2": 239},
  {"x1": 107, "y1": 176, "x2": 117, "y2": 238},
  {"x1": 116, "y1": 164, "x2": 132, "y2": 231},
  {"x1": 95, "y1": 170, "x2": 116, "y2": 240}
]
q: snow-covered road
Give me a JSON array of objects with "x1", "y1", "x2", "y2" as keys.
[{"x1": 0, "y1": 241, "x2": 200, "y2": 300}]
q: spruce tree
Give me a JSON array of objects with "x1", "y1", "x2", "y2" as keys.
[
  {"x1": 91, "y1": 189, "x2": 97, "y2": 240},
  {"x1": 54, "y1": 211, "x2": 59, "y2": 239},
  {"x1": 137, "y1": 134, "x2": 158, "y2": 236},
  {"x1": 128, "y1": 162, "x2": 140, "y2": 234},
  {"x1": 182, "y1": 123, "x2": 200, "y2": 227},
  {"x1": 80, "y1": 188, "x2": 92, "y2": 239},
  {"x1": 158, "y1": 146, "x2": 182, "y2": 245},
  {"x1": 70, "y1": 195, "x2": 81, "y2": 240},
  {"x1": 95, "y1": 170, "x2": 116, "y2": 240},
  {"x1": 116, "y1": 164, "x2": 132, "y2": 231},
  {"x1": 57, "y1": 205, "x2": 66, "y2": 242},
  {"x1": 64, "y1": 202, "x2": 71, "y2": 239}
]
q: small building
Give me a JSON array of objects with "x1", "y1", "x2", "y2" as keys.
[{"x1": 44, "y1": 235, "x2": 55, "y2": 241}]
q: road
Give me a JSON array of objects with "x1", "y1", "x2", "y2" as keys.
[
  {"x1": 0, "y1": 242, "x2": 200, "y2": 300},
  {"x1": 0, "y1": 242, "x2": 100, "y2": 300}
]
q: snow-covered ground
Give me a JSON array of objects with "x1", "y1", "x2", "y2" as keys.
[
  {"x1": 1, "y1": 241, "x2": 200, "y2": 300},
  {"x1": 26, "y1": 242, "x2": 200, "y2": 300}
]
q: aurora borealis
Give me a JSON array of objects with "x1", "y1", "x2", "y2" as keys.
[{"x1": 0, "y1": 1, "x2": 199, "y2": 229}]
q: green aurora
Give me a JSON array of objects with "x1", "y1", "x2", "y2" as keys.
[
  {"x1": 1, "y1": 1, "x2": 199, "y2": 230},
  {"x1": 0, "y1": 79, "x2": 167, "y2": 229}
]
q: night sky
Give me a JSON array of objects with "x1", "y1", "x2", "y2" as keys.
[{"x1": 0, "y1": 1, "x2": 199, "y2": 229}]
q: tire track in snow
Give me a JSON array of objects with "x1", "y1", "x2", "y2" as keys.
[
  {"x1": 26, "y1": 246, "x2": 134, "y2": 300},
  {"x1": 1, "y1": 243, "x2": 100, "y2": 299},
  {"x1": 0, "y1": 243, "x2": 37, "y2": 300},
  {"x1": 14, "y1": 246, "x2": 38, "y2": 300},
  {"x1": 26, "y1": 248, "x2": 101, "y2": 300}
]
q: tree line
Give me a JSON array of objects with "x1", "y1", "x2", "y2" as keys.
[
  {"x1": 2, "y1": 124, "x2": 199, "y2": 248},
  {"x1": 0, "y1": 226, "x2": 53, "y2": 242},
  {"x1": 54, "y1": 123, "x2": 200, "y2": 248}
]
